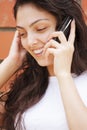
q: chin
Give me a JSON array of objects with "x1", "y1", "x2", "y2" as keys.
[
  {"x1": 37, "y1": 59, "x2": 53, "y2": 67},
  {"x1": 34, "y1": 54, "x2": 54, "y2": 67}
]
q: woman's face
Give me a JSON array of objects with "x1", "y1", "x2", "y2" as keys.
[{"x1": 16, "y1": 3, "x2": 57, "y2": 67}]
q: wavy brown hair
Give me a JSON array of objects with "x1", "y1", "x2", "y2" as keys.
[{"x1": 4, "y1": 0, "x2": 87, "y2": 130}]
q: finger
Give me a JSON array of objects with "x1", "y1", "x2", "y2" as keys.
[
  {"x1": 45, "y1": 48, "x2": 56, "y2": 58},
  {"x1": 44, "y1": 39, "x2": 60, "y2": 50},
  {"x1": 48, "y1": 31, "x2": 67, "y2": 43},
  {"x1": 13, "y1": 30, "x2": 20, "y2": 41},
  {"x1": 68, "y1": 19, "x2": 76, "y2": 44},
  {"x1": 10, "y1": 31, "x2": 19, "y2": 48},
  {"x1": 9, "y1": 31, "x2": 22, "y2": 55},
  {"x1": 14, "y1": 31, "x2": 21, "y2": 45}
]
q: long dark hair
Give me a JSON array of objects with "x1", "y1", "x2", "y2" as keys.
[{"x1": 4, "y1": 0, "x2": 87, "y2": 130}]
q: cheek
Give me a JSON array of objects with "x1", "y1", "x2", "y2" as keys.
[
  {"x1": 40, "y1": 33, "x2": 51, "y2": 43},
  {"x1": 41, "y1": 29, "x2": 55, "y2": 42}
]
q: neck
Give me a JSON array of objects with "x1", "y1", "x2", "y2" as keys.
[{"x1": 47, "y1": 65, "x2": 55, "y2": 76}]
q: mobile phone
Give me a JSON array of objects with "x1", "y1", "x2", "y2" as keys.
[{"x1": 54, "y1": 16, "x2": 73, "y2": 42}]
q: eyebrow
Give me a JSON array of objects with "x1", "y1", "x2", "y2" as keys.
[{"x1": 16, "y1": 18, "x2": 49, "y2": 29}]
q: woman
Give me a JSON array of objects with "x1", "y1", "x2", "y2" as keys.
[{"x1": 4, "y1": 0, "x2": 87, "y2": 130}]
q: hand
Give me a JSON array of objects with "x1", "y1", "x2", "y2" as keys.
[
  {"x1": 8, "y1": 31, "x2": 26, "y2": 68},
  {"x1": 44, "y1": 20, "x2": 76, "y2": 77}
]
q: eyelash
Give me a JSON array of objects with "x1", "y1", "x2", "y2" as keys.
[
  {"x1": 20, "y1": 33, "x2": 26, "y2": 37},
  {"x1": 19, "y1": 27, "x2": 47, "y2": 37},
  {"x1": 37, "y1": 27, "x2": 47, "y2": 32}
]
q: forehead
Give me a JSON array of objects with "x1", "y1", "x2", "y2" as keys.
[{"x1": 16, "y1": 3, "x2": 56, "y2": 26}]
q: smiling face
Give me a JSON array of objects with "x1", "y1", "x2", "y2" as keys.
[{"x1": 16, "y1": 3, "x2": 57, "y2": 71}]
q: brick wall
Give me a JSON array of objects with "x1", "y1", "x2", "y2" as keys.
[
  {"x1": 0, "y1": 0, "x2": 87, "y2": 59},
  {"x1": 82, "y1": 0, "x2": 87, "y2": 24},
  {"x1": 0, "y1": 0, "x2": 15, "y2": 59}
]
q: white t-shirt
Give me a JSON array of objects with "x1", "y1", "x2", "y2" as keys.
[{"x1": 16, "y1": 72, "x2": 87, "y2": 130}]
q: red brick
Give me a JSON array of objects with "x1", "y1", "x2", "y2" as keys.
[
  {"x1": 0, "y1": 0, "x2": 16, "y2": 27},
  {"x1": 82, "y1": 0, "x2": 87, "y2": 24},
  {"x1": 0, "y1": 31, "x2": 15, "y2": 59}
]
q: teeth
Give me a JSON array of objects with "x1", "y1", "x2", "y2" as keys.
[{"x1": 33, "y1": 48, "x2": 43, "y2": 54}]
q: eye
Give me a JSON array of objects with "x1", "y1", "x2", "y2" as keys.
[
  {"x1": 19, "y1": 32, "x2": 27, "y2": 38},
  {"x1": 37, "y1": 27, "x2": 47, "y2": 32}
]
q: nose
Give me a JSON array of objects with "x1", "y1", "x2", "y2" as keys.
[{"x1": 27, "y1": 33, "x2": 37, "y2": 47}]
